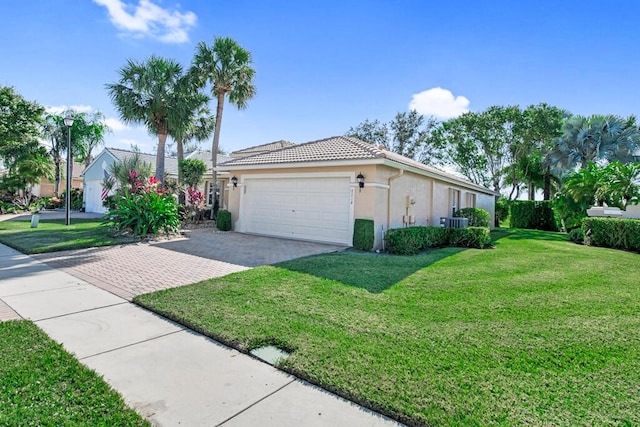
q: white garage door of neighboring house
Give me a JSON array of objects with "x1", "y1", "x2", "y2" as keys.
[
  {"x1": 240, "y1": 175, "x2": 353, "y2": 245},
  {"x1": 84, "y1": 180, "x2": 107, "y2": 214}
]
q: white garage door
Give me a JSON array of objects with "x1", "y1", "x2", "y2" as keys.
[
  {"x1": 241, "y1": 176, "x2": 353, "y2": 245},
  {"x1": 84, "y1": 180, "x2": 107, "y2": 214}
]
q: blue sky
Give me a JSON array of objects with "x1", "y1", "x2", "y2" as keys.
[{"x1": 2, "y1": 0, "x2": 639, "y2": 155}]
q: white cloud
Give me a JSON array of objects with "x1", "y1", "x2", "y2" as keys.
[
  {"x1": 94, "y1": 0, "x2": 197, "y2": 43},
  {"x1": 103, "y1": 117, "x2": 128, "y2": 132},
  {"x1": 45, "y1": 104, "x2": 94, "y2": 114},
  {"x1": 408, "y1": 87, "x2": 470, "y2": 119}
]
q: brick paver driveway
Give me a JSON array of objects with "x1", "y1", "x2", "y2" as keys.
[{"x1": 32, "y1": 228, "x2": 346, "y2": 300}]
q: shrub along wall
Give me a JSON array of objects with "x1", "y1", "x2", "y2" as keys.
[
  {"x1": 509, "y1": 200, "x2": 558, "y2": 231},
  {"x1": 583, "y1": 217, "x2": 640, "y2": 251},
  {"x1": 216, "y1": 210, "x2": 232, "y2": 231},
  {"x1": 353, "y1": 219, "x2": 374, "y2": 251},
  {"x1": 385, "y1": 226, "x2": 491, "y2": 255},
  {"x1": 454, "y1": 207, "x2": 491, "y2": 227}
]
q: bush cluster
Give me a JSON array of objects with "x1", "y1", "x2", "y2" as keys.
[
  {"x1": 353, "y1": 219, "x2": 374, "y2": 251},
  {"x1": 509, "y1": 200, "x2": 558, "y2": 231},
  {"x1": 216, "y1": 210, "x2": 232, "y2": 231},
  {"x1": 105, "y1": 177, "x2": 180, "y2": 237},
  {"x1": 61, "y1": 188, "x2": 83, "y2": 211},
  {"x1": 454, "y1": 207, "x2": 491, "y2": 227},
  {"x1": 495, "y1": 197, "x2": 510, "y2": 225},
  {"x1": 583, "y1": 217, "x2": 640, "y2": 251},
  {"x1": 385, "y1": 226, "x2": 491, "y2": 255},
  {"x1": 568, "y1": 228, "x2": 585, "y2": 244}
]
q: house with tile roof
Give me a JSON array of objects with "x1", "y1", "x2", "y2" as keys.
[
  {"x1": 82, "y1": 147, "x2": 230, "y2": 213},
  {"x1": 218, "y1": 136, "x2": 497, "y2": 248}
]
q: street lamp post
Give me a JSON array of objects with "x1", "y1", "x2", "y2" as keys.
[{"x1": 63, "y1": 116, "x2": 75, "y2": 226}]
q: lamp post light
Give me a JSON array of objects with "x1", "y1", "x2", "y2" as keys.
[{"x1": 63, "y1": 116, "x2": 75, "y2": 226}]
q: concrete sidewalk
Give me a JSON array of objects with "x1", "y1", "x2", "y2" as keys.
[{"x1": 0, "y1": 244, "x2": 401, "y2": 426}]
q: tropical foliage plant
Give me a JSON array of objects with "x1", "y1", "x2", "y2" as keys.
[{"x1": 106, "y1": 176, "x2": 180, "y2": 237}]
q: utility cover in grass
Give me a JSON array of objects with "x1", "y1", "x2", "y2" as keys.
[{"x1": 250, "y1": 346, "x2": 290, "y2": 365}]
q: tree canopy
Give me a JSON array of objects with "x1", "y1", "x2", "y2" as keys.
[
  {"x1": 347, "y1": 111, "x2": 440, "y2": 163},
  {"x1": 191, "y1": 36, "x2": 256, "y2": 198},
  {"x1": 106, "y1": 56, "x2": 194, "y2": 183}
]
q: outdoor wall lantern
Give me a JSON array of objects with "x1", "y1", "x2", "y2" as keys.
[
  {"x1": 231, "y1": 176, "x2": 238, "y2": 188},
  {"x1": 356, "y1": 172, "x2": 365, "y2": 192},
  {"x1": 63, "y1": 116, "x2": 75, "y2": 226}
]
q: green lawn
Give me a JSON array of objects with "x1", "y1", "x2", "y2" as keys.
[
  {"x1": 135, "y1": 229, "x2": 640, "y2": 426},
  {"x1": 0, "y1": 219, "x2": 137, "y2": 254},
  {"x1": 0, "y1": 320, "x2": 148, "y2": 426}
]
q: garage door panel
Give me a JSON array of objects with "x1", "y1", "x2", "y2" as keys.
[{"x1": 242, "y1": 176, "x2": 352, "y2": 245}]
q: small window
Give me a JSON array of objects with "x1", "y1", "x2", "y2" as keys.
[
  {"x1": 449, "y1": 189, "x2": 461, "y2": 215},
  {"x1": 466, "y1": 192, "x2": 476, "y2": 208}
]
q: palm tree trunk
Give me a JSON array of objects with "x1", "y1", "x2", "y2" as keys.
[
  {"x1": 54, "y1": 155, "x2": 61, "y2": 197},
  {"x1": 211, "y1": 91, "x2": 225, "y2": 209},
  {"x1": 156, "y1": 132, "x2": 167, "y2": 184},
  {"x1": 543, "y1": 167, "x2": 551, "y2": 200},
  {"x1": 528, "y1": 182, "x2": 535, "y2": 200},
  {"x1": 177, "y1": 138, "x2": 184, "y2": 184}
]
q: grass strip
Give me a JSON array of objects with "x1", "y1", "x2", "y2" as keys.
[
  {"x1": 0, "y1": 219, "x2": 137, "y2": 254},
  {"x1": 0, "y1": 320, "x2": 148, "y2": 426}
]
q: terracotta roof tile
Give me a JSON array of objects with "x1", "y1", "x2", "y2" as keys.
[
  {"x1": 218, "y1": 136, "x2": 495, "y2": 194},
  {"x1": 230, "y1": 140, "x2": 296, "y2": 158},
  {"x1": 220, "y1": 136, "x2": 382, "y2": 166}
]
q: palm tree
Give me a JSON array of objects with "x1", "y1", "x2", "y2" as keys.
[
  {"x1": 191, "y1": 37, "x2": 256, "y2": 202},
  {"x1": 41, "y1": 113, "x2": 65, "y2": 196},
  {"x1": 548, "y1": 114, "x2": 640, "y2": 174},
  {"x1": 106, "y1": 56, "x2": 191, "y2": 183},
  {"x1": 80, "y1": 111, "x2": 110, "y2": 168},
  {"x1": 168, "y1": 92, "x2": 214, "y2": 183},
  {"x1": 605, "y1": 161, "x2": 640, "y2": 208}
]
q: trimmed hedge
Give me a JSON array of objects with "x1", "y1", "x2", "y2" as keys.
[
  {"x1": 216, "y1": 210, "x2": 232, "y2": 231},
  {"x1": 385, "y1": 226, "x2": 491, "y2": 255},
  {"x1": 568, "y1": 228, "x2": 585, "y2": 244},
  {"x1": 454, "y1": 207, "x2": 491, "y2": 227},
  {"x1": 509, "y1": 200, "x2": 558, "y2": 231},
  {"x1": 583, "y1": 217, "x2": 640, "y2": 251},
  {"x1": 353, "y1": 219, "x2": 374, "y2": 251}
]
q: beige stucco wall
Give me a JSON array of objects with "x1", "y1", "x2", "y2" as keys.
[{"x1": 222, "y1": 163, "x2": 496, "y2": 249}]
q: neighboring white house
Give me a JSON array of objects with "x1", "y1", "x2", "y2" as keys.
[{"x1": 82, "y1": 148, "x2": 230, "y2": 213}]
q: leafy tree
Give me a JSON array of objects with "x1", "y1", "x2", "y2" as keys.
[
  {"x1": 347, "y1": 111, "x2": 440, "y2": 162},
  {"x1": 515, "y1": 104, "x2": 567, "y2": 200},
  {"x1": 179, "y1": 158, "x2": 207, "y2": 189},
  {"x1": 0, "y1": 85, "x2": 45, "y2": 172},
  {"x1": 75, "y1": 111, "x2": 110, "y2": 167},
  {"x1": 0, "y1": 85, "x2": 52, "y2": 206},
  {"x1": 346, "y1": 119, "x2": 388, "y2": 148},
  {"x1": 191, "y1": 37, "x2": 257, "y2": 203},
  {"x1": 547, "y1": 114, "x2": 640, "y2": 173},
  {"x1": 41, "y1": 113, "x2": 66, "y2": 196},
  {"x1": 40, "y1": 110, "x2": 110, "y2": 196},
  {"x1": 434, "y1": 105, "x2": 521, "y2": 193},
  {"x1": 169, "y1": 98, "x2": 214, "y2": 183},
  {"x1": 107, "y1": 55, "x2": 193, "y2": 183}
]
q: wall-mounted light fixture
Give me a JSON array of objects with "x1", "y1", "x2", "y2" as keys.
[
  {"x1": 231, "y1": 176, "x2": 238, "y2": 189},
  {"x1": 356, "y1": 172, "x2": 365, "y2": 192}
]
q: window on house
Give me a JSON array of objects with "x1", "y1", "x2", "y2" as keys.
[
  {"x1": 449, "y1": 189, "x2": 460, "y2": 216},
  {"x1": 466, "y1": 192, "x2": 476, "y2": 208}
]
